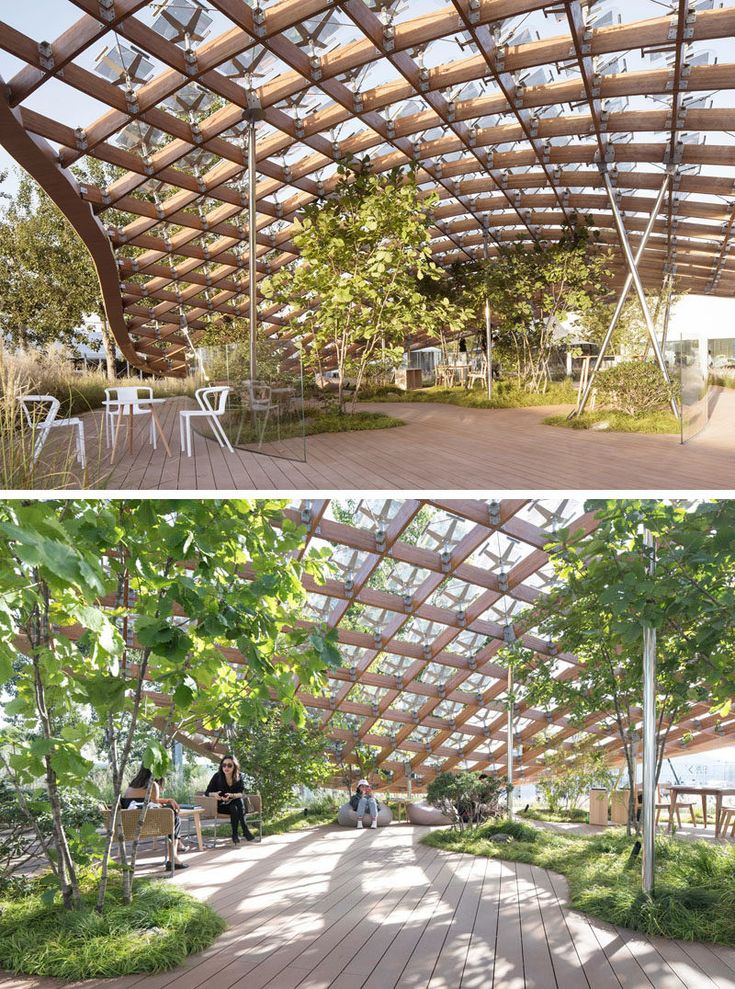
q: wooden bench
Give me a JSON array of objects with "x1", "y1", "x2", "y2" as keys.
[{"x1": 195, "y1": 793, "x2": 263, "y2": 844}]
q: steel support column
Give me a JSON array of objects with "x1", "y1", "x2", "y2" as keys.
[
  {"x1": 600, "y1": 168, "x2": 680, "y2": 419},
  {"x1": 642, "y1": 528, "x2": 657, "y2": 895},
  {"x1": 574, "y1": 174, "x2": 671, "y2": 416},
  {"x1": 483, "y1": 228, "x2": 493, "y2": 401},
  {"x1": 244, "y1": 110, "x2": 264, "y2": 381},
  {"x1": 507, "y1": 666, "x2": 514, "y2": 820}
]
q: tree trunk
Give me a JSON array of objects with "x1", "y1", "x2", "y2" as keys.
[
  {"x1": 99, "y1": 317, "x2": 117, "y2": 381},
  {"x1": 123, "y1": 701, "x2": 177, "y2": 904},
  {"x1": 29, "y1": 582, "x2": 81, "y2": 909},
  {"x1": 95, "y1": 713, "x2": 120, "y2": 913}
]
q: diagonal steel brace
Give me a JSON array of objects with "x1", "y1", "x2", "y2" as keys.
[{"x1": 573, "y1": 171, "x2": 674, "y2": 417}]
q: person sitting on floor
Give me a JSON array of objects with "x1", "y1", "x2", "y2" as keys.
[
  {"x1": 121, "y1": 763, "x2": 189, "y2": 870},
  {"x1": 350, "y1": 778, "x2": 379, "y2": 829},
  {"x1": 204, "y1": 753, "x2": 255, "y2": 844}
]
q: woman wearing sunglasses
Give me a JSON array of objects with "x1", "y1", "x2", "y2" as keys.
[{"x1": 204, "y1": 753, "x2": 255, "y2": 844}]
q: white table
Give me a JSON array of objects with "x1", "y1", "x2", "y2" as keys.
[{"x1": 103, "y1": 397, "x2": 172, "y2": 463}]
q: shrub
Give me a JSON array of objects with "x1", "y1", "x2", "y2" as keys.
[
  {"x1": 595, "y1": 360, "x2": 678, "y2": 416},
  {"x1": 426, "y1": 771, "x2": 507, "y2": 831},
  {"x1": 305, "y1": 792, "x2": 341, "y2": 817},
  {"x1": 479, "y1": 820, "x2": 539, "y2": 843}
]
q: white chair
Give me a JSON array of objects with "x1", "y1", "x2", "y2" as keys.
[
  {"x1": 179, "y1": 386, "x2": 233, "y2": 457},
  {"x1": 104, "y1": 386, "x2": 157, "y2": 451},
  {"x1": 19, "y1": 395, "x2": 86, "y2": 469},
  {"x1": 467, "y1": 356, "x2": 488, "y2": 389}
]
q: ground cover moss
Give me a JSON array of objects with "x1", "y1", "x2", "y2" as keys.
[
  {"x1": 361, "y1": 379, "x2": 577, "y2": 409},
  {"x1": 222, "y1": 409, "x2": 405, "y2": 444},
  {"x1": 422, "y1": 822, "x2": 735, "y2": 945},
  {"x1": 519, "y1": 806, "x2": 590, "y2": 824},
  {"x1": 544, "y1": 409, "x2": 680, "y2": 434},
  {"x1": 0, "y1": 876, "x2": 226, "y2": 979}
]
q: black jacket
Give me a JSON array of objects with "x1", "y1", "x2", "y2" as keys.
[
  {"x1": 350, "y1": 791, "x2": 380, "y2": 811},
  {"x1": 205, "y1": 771, "x2": 245, "y2": 800}
]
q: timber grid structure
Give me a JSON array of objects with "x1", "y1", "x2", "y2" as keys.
[{"x1": 2, "y1": 0, "x2": 735, "y2": 377}]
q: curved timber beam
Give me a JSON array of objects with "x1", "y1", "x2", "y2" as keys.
[{"x1": 0, "y1": 77, "x2": 184, "y2": 376}]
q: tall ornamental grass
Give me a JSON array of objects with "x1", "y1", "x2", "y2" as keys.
[{"x1": 0, "y1": 346, "x2": 197, "y2": 488}]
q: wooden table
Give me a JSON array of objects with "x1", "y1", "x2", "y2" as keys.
[
  {"x1": 178, "y1": 806, "x2": 205, "y2": 851},
  {"x1": 669, "y1": 785, "x2": 735, "y2": 837},
  {"x1": 104, "y1": 397, "x2": 172, "y2": 463},
  {"x1": 436, "y1": 363, "x2": 469, "y2": 387},
  {"x1": 392, "y1": 799, "x2": 410, "y2": 822}
]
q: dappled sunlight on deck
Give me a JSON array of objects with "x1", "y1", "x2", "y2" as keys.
[{"x1": 4, "y1": 823, "x2": 735, "y2": 989}]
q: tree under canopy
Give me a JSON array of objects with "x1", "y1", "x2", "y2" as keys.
[
  {"x1": 503, "y1": 499, "x2": 735, "y2": 833},
  {"x1": 262, "y1": 160, "x2": 469, "y2": 411},
  {"x1": 0, "y1": 173, "x2": 116, "y2": 376},
  {"x1": 0, "y1": 499, "x2": 340, "y2": 910}
]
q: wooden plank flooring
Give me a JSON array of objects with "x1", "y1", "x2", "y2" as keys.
[
  {"x1": 3, "y1": 824, "x2": 734, "y2": 989},
  {"x1": 42, "y1": 387, "x2": 735, "y2": 491}
]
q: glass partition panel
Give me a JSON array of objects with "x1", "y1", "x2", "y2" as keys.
[
  {"x1": 193, "y1": 340, "x2": 306, "y2": 461},
  {"x1": 675, "y1": 335, "x2": 710, "y2": 445}
]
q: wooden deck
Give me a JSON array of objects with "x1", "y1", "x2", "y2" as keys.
[
  {"x1": 3, "y1": 823, "x2": 734, "y2": 989},
  {"x1": 60, "y1": 387, "x2": 735, "y2": 491}
]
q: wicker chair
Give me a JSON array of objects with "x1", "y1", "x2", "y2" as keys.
[
  {"x1": 103, "y1": 807, "x2": 175, "y2": 869},
  {"x1": 196, "y1": 793, "x2": 263, "y2": 844}
]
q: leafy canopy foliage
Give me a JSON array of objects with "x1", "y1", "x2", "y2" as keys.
[
  {"x1": 535, "y1": 741, "x2": 615, "y2": 813},
  {"x1": 502, "y1": 499, "x2": 735, "y2": 833},
  {"x1": 0, "y1": 499, "x2": 341, "y2": 909},
  {"x1": 262, "y1": 160, "x2": 470, "y2": 410},
  {"x1": 228, "y1": 707, "x2": 335, "y2": 820},
  {"x1": 451, "y1": 221, "x2": 613, "y2": 390},
  {"x1": 0, "y1": 174, "x2": 103, "y2": 351},
  {"x1": 580, "y1": 289, "x2": 683, "y2": 356}
]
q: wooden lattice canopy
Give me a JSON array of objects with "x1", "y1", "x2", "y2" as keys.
[
  {"x1": 141, "y1": 498, "x2": 734, "y2": 789},
  {"x1": 2, "y1": 0, "x2": 735, "y2": 375}
]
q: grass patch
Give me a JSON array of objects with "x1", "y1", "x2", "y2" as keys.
[
  {"x1": 519, "y1": 806, "x2": 590, "y2": 824},
  {"x1": 361, "y1": 379, "x2": 577, "y2": 410},
  {"x1": 263, "y1": 804, "x2": 338, "y2": 836},
  {"x1": 209, "y1": 803, "x2": 339, "y2": 840},
  {"x1": 221, "y1": 410, "x2": 404, "y2": 444},
  {"x1": 710, "y1": 374, "x2": 735, "y2": 389},
  {"x1": 544, "y1": 409, "x2": 680, "y2": 434},
  {"x1": 302, "y1": 411, "x2": 404, "y2": 435},
  {"x1": 0, "y1": 876, "x2": 225, "y2": 979},
  {"x1": 422, "y1": 823, "x2": 735, "y2": 945}
]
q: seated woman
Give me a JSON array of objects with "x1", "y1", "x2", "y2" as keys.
[
  {"x1": 121, "y1": 764, "x2": 188, "y2": 870},
  {"x1": 349, "y1": 778, "x2": 379, "y2": 829},
  {"x1": 204, "y1": 753, "x2": 255, "y2": 844}
]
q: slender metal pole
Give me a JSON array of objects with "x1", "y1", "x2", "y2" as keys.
[
  {"x1": 660, "y1": 274, "x2": 673, "y2": 352},
  {"x1": 247, "y1": 115, "x2": 258, "y2": 381},
  {"x1": 642, "y1": 528, "x2": 657, "y2": 895},
  {"x1": 601, "y1": 168, "x2": 680, "y2": 418},
  {"x1": 483, "y1": 228, "x2": 493, "y2": 401},
  {"x1": 507, "y1": 666, "x2": 514, "y2": 820},
  {"x1": 574, "y1": 173, "x2": 671, "y2": 416},
  {"x1": 485, "y1": 298, "x2": 493, "y2": 401}
]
